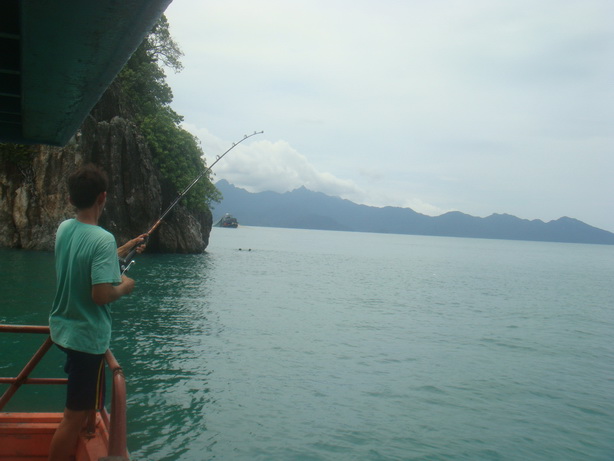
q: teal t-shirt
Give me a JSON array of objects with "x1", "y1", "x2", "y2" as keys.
[{"x1": 49, "y1": 219, "x2": 122, "y2": 354}]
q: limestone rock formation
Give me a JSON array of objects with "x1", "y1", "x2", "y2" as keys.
[{"x1": 0, "y1": 111, "x2": 212, "y2": 253}]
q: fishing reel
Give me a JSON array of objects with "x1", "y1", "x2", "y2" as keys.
[
  {"x1": 119, "y1": 257, "x2": 135, "y2": 274},
  {"x1": 119, "y1": 235, "x2": 149, "y2": 274}
]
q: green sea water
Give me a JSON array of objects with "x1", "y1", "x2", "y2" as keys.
[{"x1": 1, "y1": 227, "x2": 613, "y2": 460}]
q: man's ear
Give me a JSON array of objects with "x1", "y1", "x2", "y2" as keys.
[{"x1": 97, "y1": 191, "x2": 107, "y2": 204}]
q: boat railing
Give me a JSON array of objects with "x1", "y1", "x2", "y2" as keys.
[{"x1": 0, "y1": 324, "x2": 128, "y2": 459}]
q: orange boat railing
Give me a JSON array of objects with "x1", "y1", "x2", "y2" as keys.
[{"x1": 0, "y1": 324, "x2": 128, "y2": 459}]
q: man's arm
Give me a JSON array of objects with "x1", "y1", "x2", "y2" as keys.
[{"x1": 91, "y1": 275, "x2": 135, "y2": 305}]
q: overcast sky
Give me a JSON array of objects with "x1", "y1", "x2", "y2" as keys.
[{"x1": 164, "y1": 0, "x2": 614, "y2": 232}]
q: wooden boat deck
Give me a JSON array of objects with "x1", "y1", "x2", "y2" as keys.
[
  {"x1": 0, "y1": 413, "x2": 59, "y2": 460},
  {"x1": 0, "y1": 411, "x2": 112, "y2": 461}
]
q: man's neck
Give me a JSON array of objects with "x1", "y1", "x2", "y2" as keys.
[
  {"x1": 73, "y1": 192, "x2": 105, "y2": 225},
  {"x1": 76, "y1": 208, "x2": 100, "y2": 226}
]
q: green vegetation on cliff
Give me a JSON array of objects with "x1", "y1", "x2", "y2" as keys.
[
  {"x1": 0, "y1": 143, "x2": 36, "y2": 171},
  {"x1": 116, "y1": 15, "x2": 220, "y2": 212}
]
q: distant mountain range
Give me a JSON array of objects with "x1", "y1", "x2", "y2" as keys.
[{"x1": 212, "y1": 180, "x2": 614, "y2": 245}]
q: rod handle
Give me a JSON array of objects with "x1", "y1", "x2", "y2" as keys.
[{"x1": 119, "y1": 235, "x2": 149, "y2": 273}]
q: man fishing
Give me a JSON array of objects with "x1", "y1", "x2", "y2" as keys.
[
  {"x1": 48, "y1": 164, "x2": 146, "y2": 461},
  {"x1": 47, "y1": 132, "x2": 261, "y2": 460}
]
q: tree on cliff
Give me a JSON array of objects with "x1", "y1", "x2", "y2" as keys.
[{"x1": 115, "y1": 15, "x2": 221, "y2": 212}]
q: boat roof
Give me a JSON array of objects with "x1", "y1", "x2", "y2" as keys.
[{"x1": 0, "y1": 0, "x2": 172, "y2": 146}]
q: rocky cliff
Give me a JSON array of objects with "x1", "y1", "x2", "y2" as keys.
[{"x1": 0, "y1": 91, "x2": 212, "y2": 252}]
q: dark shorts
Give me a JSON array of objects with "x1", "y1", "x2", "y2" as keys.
[{"x1": 57, "y1": 345, "x2": 106, "y2": 411}]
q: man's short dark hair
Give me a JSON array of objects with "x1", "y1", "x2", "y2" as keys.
[{"x1": 68, "y1": 164, "x2": 109, "y2": 209}]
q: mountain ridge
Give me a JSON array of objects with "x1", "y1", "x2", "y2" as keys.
[{"x1": 213, "y1": 180, "x2": 614, "y2": 245}]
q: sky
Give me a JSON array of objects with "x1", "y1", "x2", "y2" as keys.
[{"x1": 163, "y1": 0, "x2": 614, "y2": 232}]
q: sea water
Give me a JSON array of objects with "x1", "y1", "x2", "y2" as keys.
[{"x1": 1, "y1": 227, "x2": 613, "y2": 460}]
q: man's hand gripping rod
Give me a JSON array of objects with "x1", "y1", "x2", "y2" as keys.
[{"x1": 120, "y1": 131, "x2": 264, "y2": 273}]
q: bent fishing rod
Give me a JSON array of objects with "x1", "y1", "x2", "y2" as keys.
[{"x1": 120, "y1": 130, "x2": 264, "y2": 273}]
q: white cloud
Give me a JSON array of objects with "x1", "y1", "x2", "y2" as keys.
[
  {"x1": 184, "y1": 124, "x2": 360, "y2": 194},
  {"x1": 184, "y1": 123, "x2": 450, "y2": 217}
]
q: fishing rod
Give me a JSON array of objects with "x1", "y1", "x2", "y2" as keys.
[{"x1": 120, "y1": 130, "x2": 264, "y2": 273}]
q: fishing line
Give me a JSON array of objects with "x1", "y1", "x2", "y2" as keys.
[{"x1": 120, "y1": 130, "x2": 263, "y2": 273}]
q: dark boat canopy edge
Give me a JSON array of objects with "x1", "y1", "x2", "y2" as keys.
[{"x1": 0, "y1": 0, "x2": 173, "y2": 146}]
